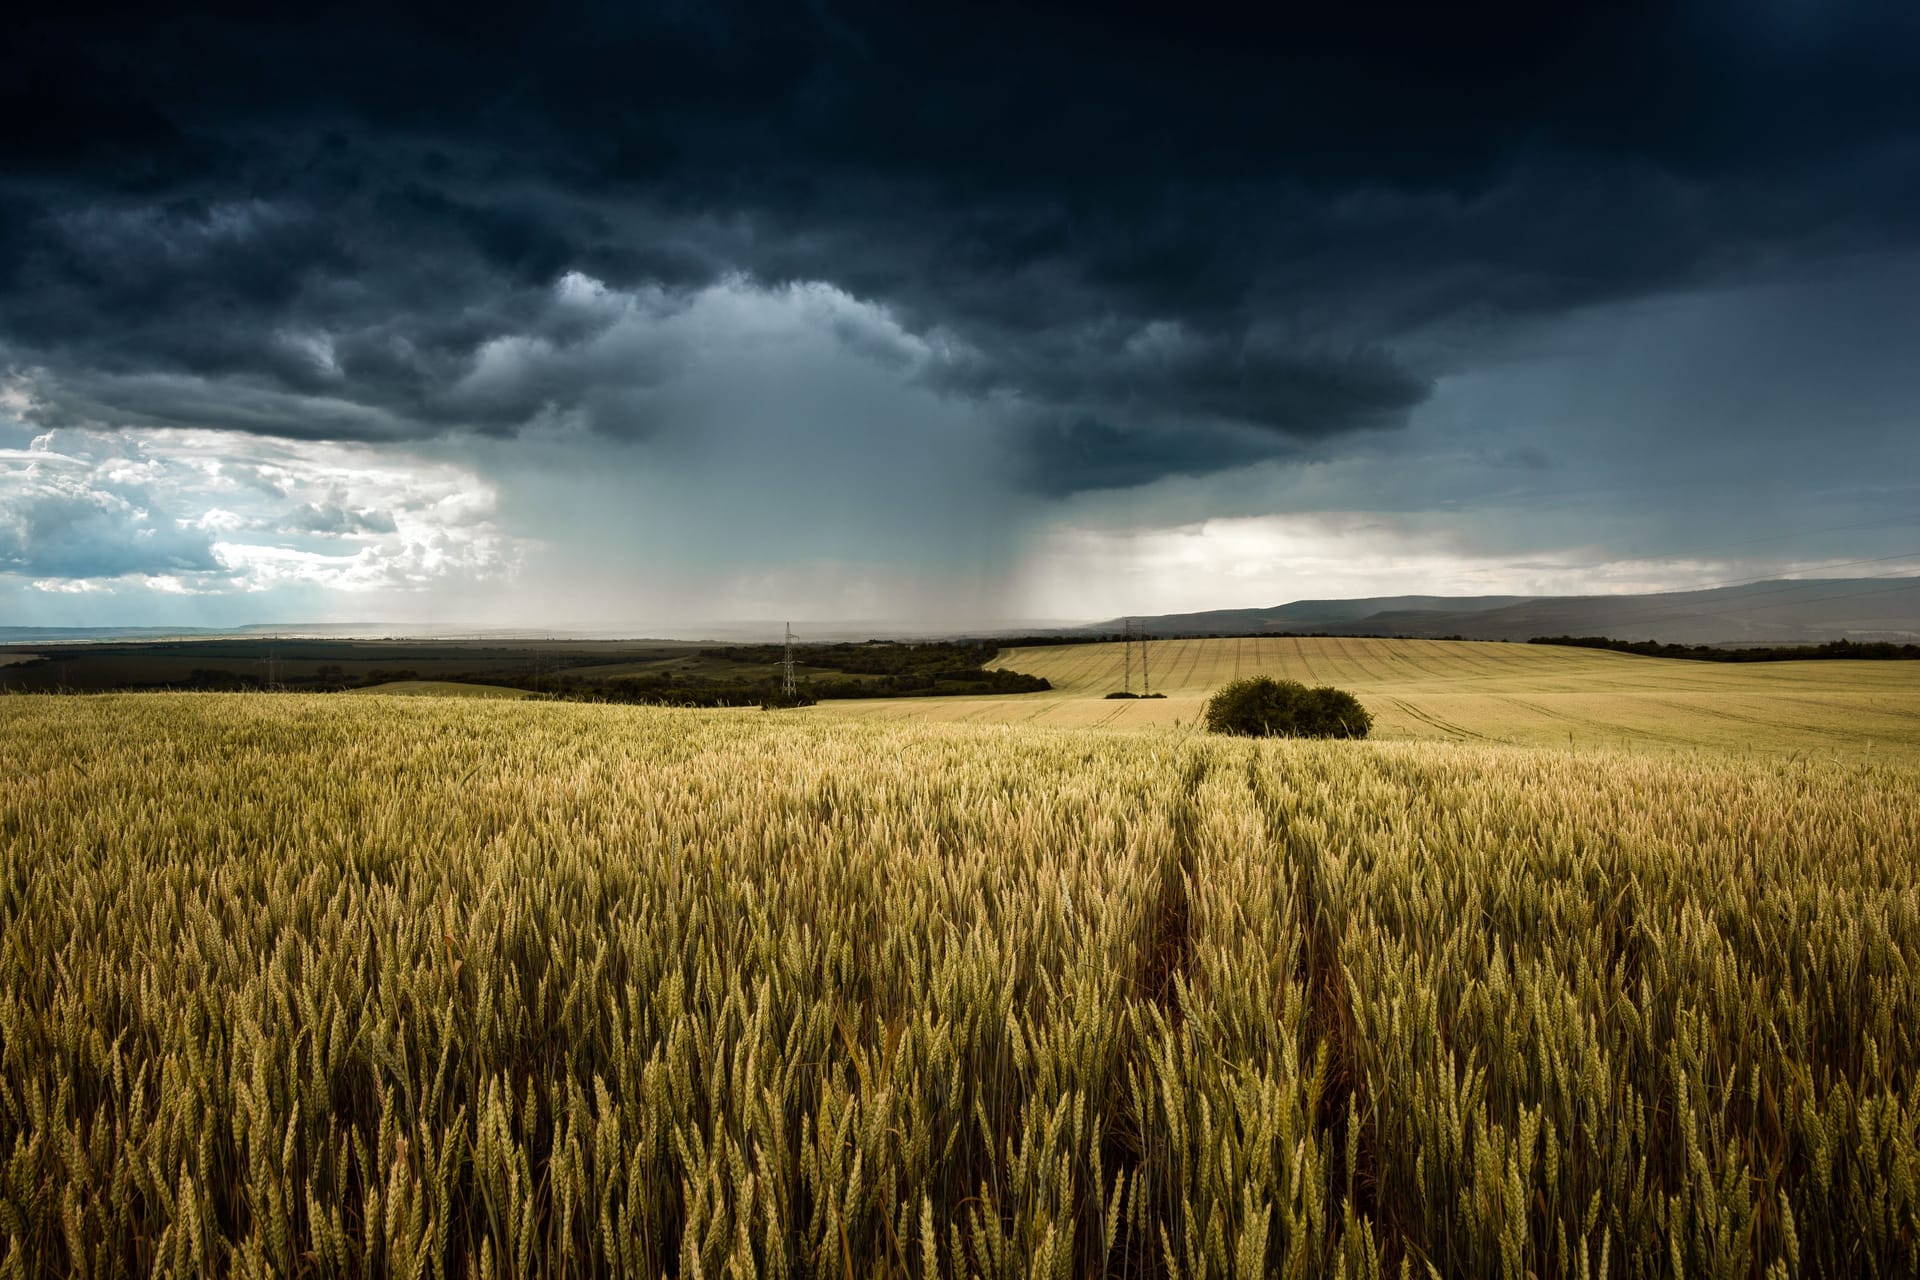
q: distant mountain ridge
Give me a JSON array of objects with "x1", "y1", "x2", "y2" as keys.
[{"x1": 1089, "y1": 577, "x2": 1920, "y2": 646}]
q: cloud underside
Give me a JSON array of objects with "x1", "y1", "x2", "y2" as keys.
[
  {"x1": 5, "y1": 2, "x2": 1920, "y2": 623},
  {"x1": 3, "y1": 222, "x2": 1434, "y2": 497},
  {"x1": 4, "y1": 3, "x2": 1919, "y2": 496}
]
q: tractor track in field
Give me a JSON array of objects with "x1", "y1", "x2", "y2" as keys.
[
  {"x1": 1389, "y1": 640, "x2": 1498, "y2": 684},
  {"x1": 1286, "y1": 636, "x2": 1327, "y2": 686},
  {"x1": 1333, "y1": 635, "x2": 1398, "y2": 686},
  {"x1": 1388, "y1": 697, "x2": 1486, "y2": 740},
  {"x1": 1104, "y1": 756, "x2": 1206, "y2": 1278},
  {"x1": 1245, "y1": 762, "x2": 1381, "y2": 1258},
  {"x1": 1727, "y1": 691, "x2": 1920, "y2": 727},
  {"x1": 1642, "y1": 694, "x2": 1873, "y2": 743},
  {"x1": 1496, "y1": 694, "x2": 1718, "y2": 749},
  {"x1": 1425, "y1": 641, "x2": 1521, "y2": 681}
]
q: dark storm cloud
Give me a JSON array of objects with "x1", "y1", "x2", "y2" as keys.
[
  {"x1": 940, "y1": 325, "x2": 1429, "y2": 436},
  {"x1": 5, "y1": 0, "x2": 1920, "y2": 491},
  {"x1": 1019, "y1": 419, "x2": 1290, "y2": 498}
]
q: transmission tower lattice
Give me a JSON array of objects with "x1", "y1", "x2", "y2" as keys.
[{"x1": 781, "y1": 623, "x2": 797, "y2": 698}]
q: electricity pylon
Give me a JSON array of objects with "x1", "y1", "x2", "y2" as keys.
[{"x1": 781, "y1": 623, "x2": 797, "y2": 699}]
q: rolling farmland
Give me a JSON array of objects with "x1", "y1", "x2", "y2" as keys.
[
  {"x1": 3, "y1": 692, "x2": 1917, "y2": 1275},
  {"x1": 831, "y1": 636, "x2": 1920, "y2": 758}
]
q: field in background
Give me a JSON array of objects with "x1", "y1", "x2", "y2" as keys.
[
  {"x1": 345, "y1": 679, "x2": 537, "y2": 698},
  {"x1": 3, "y1": 693, "x2": 1916, "y2": 1275},
  {"x1": 831, "y1": 635, "x2": 1920, "y2": 758}
]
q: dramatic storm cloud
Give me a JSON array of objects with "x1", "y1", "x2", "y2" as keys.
[{"x1": 4, "y1": 1, "x2": 1919, "y2": 626}]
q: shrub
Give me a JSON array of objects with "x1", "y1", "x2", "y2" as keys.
[
  {"x1": 1202, "y1": 676, "x2": 1372, "y2": 738},
  {"x1": 1300, "y1": 684, "x2": 1372, "y2": 737}
]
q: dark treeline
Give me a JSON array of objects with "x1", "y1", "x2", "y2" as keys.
[
  {"x1": 177, "y1": 666, "x2": 364, "y2": 691},
  {"x1": 420, "y1": 641, "x2": 1053, "y2": 707},
  {"x1": 710, "y1": 640, "x2": 1013, "y2": 675},
  {"x1": 2, "y1": 640, "x2": 1054, "y2": 704},
  {"x1": 494, "y1": 665, "x2": 1051, "y2": 708},
  {"x1": 1531, "y1": 636, "x2": 1920, "y2": 661}
]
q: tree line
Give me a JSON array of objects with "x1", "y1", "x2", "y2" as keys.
[{"x1": 1530, "y1": 636, "x2": 1920, "y2": 662}]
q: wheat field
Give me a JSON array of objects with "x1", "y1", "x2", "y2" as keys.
[
  {"x1": 827, "y1": 637, "x2": 1920, "y2": 760},
  {"x1": 3, "y1": 691, "x2": 1916, "y2": 1277}
]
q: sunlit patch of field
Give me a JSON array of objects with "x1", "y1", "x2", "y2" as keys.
[
  {"x1": 825, "y1": 635, "x2": 1920, "y2": 758},
  {"x1": 3, "y1": 693, "x2": 1916, "y2": 1274},
  {"x1": 346, "y1": 679, "x2": 537, "y2": 698}
]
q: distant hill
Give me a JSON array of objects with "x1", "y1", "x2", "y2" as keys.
[
  {"x1": 1091, "y1": 577, "x2": 1920, "y2": 646},
  {"x1": 1093, "y1": 595, "x2": 1536, "y2": 637}
]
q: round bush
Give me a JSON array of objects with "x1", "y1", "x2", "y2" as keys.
[
  {"x1": 1202, "y1": 676, "x2": 1373, "y2": 739},
  {"x1": 1298, "y1": 684, "x2": 1373, "y2": 738}
]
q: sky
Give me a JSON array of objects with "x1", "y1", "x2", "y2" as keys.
[{"x1": 4, "y1": 1, "x2": 1920, "y2": 632}]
